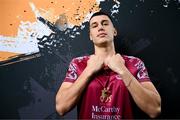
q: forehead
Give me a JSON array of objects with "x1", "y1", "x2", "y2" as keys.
[{"x1": 90, "y1": 15, "x2": 112, "y2": 24}]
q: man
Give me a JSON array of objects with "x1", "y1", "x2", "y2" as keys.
[{"x1": 56, "y1": 12, "x2": 161, "y2": 119}]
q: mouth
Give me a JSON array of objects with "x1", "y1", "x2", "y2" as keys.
[{"x1": 97, "y1": 33, "x2": 107, "y2": 37}]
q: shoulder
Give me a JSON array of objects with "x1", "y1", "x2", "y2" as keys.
[
  {"x1": 70, "y1": 55, "x2": 90, "y2": 70},
  {"x1": 71, "y1": 55, "x2": 90, "y2": 63},
  {"x1": 69, "y1": 55, "x2": 90, "y2": 72},
  {"x1": 122, "y1": 55, "x2": 142, "y2": 63},
  {"x1": 122, "y1": 55, "x2": 147, "y2": 70}
]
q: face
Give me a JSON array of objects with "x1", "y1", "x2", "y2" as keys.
[{"x1": 89, "y1": 15, "x2": 117, "y2": 46}]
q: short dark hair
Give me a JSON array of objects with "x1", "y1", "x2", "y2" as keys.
[{"x1": 89, "y1": 11, "x2": 114, "y2": 24}]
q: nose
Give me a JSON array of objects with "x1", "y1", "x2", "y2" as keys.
[{"x1": 98, "y1": 25, "x2": 105, "y2": 32}]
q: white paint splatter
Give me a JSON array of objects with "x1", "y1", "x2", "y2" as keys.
[
  {"x1": 0, "y1": 20, "x2": 52, "y2": 54},
  {"x1": 81, "y1": 25, "x2": 86, "y2": 30},
  {"x1": 29, "y1": 2, "x2": 41, "y2": 18},
  {"x1": 0, "y1": 2, "x2": 52, "y2": 54},
  {"x1": 96, "y1": 0, "x2": 106, "y2": 5},
  {"x1": 82, "y1": 12, "x2": 94, "y2": 24},
  {"x1": 111, "y1": 0, "x2": 121, "y2": 17}
]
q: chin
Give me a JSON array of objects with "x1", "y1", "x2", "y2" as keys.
[{"x1": 95, "y1": 41, "x2": 109, "y2": 47}]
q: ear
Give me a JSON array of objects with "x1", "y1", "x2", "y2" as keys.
[
  {"x1": 114, "y1": 28, "x2": 117, "y2": 36},
  {"x1": 89, "y1": 32, "x2": 93, "y2": 41}
]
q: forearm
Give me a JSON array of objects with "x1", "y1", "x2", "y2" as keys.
[
  {"x1": 118, "y1": 68, "x2": 161, "y2": 118},
  {"x1": 56, "y1": 68, "x2": 93, "y2": 115}
]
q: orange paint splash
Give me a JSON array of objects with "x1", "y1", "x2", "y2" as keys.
[
  {"x1": 0, "y1": 0, "x2": 36, "y2": 36},
  {"x1": 0, "y1": 0, "x2": 100, "y2": 36},
  {"x1": 0, "y1": 51, "x2": 19, "y2": 61}
]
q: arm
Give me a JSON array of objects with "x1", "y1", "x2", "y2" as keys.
[
  {"x1": 56, "y1": 55, "x2": 104, "y2": 116},
  {"x1": 56, "y1": 68, "x2": 93, "y2": 116},
  {"x1": 120, "y1": 69, "x2": 161, "y2": 118},
  {"x1": 106, "y1": 54, "x2": 161, "y2": 118}
]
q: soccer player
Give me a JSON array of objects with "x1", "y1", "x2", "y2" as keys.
[{"x1": 56, "y1": 12, "x2": 161, "y2": 119}]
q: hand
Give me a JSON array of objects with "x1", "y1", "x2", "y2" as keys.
[
  {"x1": 106, "y1": 54, "x2": 126, "y2": 75},
  {"x1": 86, "y1": 55, "x2": 104, "y2": 74}
]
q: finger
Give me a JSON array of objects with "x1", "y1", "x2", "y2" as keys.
[
  {"x1": 116, "y1": 53, "x2": 122, "y2": 57},
  {"x1": 90, "y1": 54, "x2": 95, "y2": 58},
  {"x1": 116, "y1": 54, "x2": 123, "y2": 60}
]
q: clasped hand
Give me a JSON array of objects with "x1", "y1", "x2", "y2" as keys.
[{"x1": 86, "y1": 54, "x2": 127, "y2": 75}]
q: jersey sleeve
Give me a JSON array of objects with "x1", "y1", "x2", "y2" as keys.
[
  {"x1": 135, "y1": 59, "x2": 151, "y2": 82},
  {"x1": 64, "y1": 58, "x2": 79, "y2": 83}
]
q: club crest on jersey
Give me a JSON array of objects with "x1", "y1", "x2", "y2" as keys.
[{"x1": 100, "y1": 87, "x2": 112, "y2": 103}]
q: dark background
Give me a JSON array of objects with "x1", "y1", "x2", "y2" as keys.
[{"x1": 0, "y1": 0, "x2": 180, "y2": 119}]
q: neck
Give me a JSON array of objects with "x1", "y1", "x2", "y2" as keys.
[{"x1": 94, "y1": 42, "x2": 116, "y2": 59}]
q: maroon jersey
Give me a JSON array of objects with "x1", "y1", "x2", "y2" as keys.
[{"x1": 64, "y1": 55, "x2": 150, "y2": 119}]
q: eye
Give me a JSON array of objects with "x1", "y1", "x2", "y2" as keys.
[
  {"x1": 103, "y1": 21, "x2": 108, "y2": 26},
  {"x1": 91, "y1": 24, "x2": 97, "y2": 28},
  {"x1": 101, "y1": 20, "x2": 109, "y2": 26}
]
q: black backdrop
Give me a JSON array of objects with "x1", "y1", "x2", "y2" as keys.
[{"x1": 0, "y1": 0, "x2": 180, "y2": 119}]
